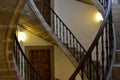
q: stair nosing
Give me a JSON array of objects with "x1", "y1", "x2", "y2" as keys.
[
  {"x1": 113, "y1": 64, "x2": 120, "y2": 67},
  {"x1": 0, "y1": 76, "x2": 16, "y2": 77},
  {"x1": 0, "y1": 25, "x2": 9, "y2": 29},
  {"x1": 0, "y1": 61, "x2": 13, "y2": 63},
  {"x1": 0, "y1": 69, "x2": 15, "y2": 71}
]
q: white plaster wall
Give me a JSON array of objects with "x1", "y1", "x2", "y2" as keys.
[
  {"x1": 54, "y1": 46, "x2": 81, "y2": 80},
  {"x1": 54, "y1": 0, "x2": 101, "y2": 50},
  {"x1": 17, "y1": 27, "x2": 81, "y2": 80}
]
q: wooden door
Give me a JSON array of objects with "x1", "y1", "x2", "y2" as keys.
[{"x1": 29, "y1": 49, "x2": 51, "y2": 80}]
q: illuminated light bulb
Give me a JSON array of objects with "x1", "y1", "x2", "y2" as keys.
[
  {"x1": 96, "y1": 12, "x2": 103, "y2": 22},
  {"x1": 18, "y1": 31, "x2": 26, "y2": 42}
]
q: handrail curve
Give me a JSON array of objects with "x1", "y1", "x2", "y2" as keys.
[
  {"x1": 13, "y1": 35, "x2": 43, "y2": 80},
  {"x1": 28, "y1": 0, "x2": 99, "y2": 79},
  {"x1": 28, "y1": 0, "x2": 113, "y2": 80},
  {"x1": 32, "y1": 0, "x2": 87, "y2": 66},
  {"x1": 69, "y1": 0, "x2": 113, "y2": 80}
]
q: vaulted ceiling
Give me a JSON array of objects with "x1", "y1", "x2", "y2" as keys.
[
  {"x1": 76, "y1": 0, "x2": 93, "y2": 4},
  {"x1": 19, "y1": 13, "x2": 56, "y2": 44}
]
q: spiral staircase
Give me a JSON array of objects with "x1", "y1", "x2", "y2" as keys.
[
  {"x1": 0, "y1": 0, "x2": 25, "y2": 80},
  {"x1": 0, "y1": 0, "x2": 118, "y2": 80}
]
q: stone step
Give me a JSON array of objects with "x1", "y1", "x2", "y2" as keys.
[
  {"x1": 113, "y1": 21, "x2": 120, "y2": 33},
  {"x1": 113, "y1": 15, "x2": 120, "y2": 21},
  {"x1": 0, "y1": 76, "x2": 18, "y2": 80},
  {"x1": 0, "y1": 0, "x2": 18, "y2": 10},
  {"x1": 114, "y1": 28, "x2": 120, "y2": 38},
  {"x1": 0, "y1": 25, "x2": 9, "y2": 29},
  {"x1": 115, "y1": 51, "x2": 120, "y2": 64},
  {"x1": 114, "y1": 21, "x2": 120, "y2": 29},
  {"x1": 0, "y1": 41, "x2": 6, "y2": 51},
  {"x1": 0, "y1": 40, "x2": 13, "y2": 51},
  {"x1": 0, "y1": 61, "x2": 15, "y2": 70},
  {"x1": 115, "y1": 38, "x2": 120, "y2": 50},
  {"x1": 0, "y1": 69, "x2": 16, "y2": 76},
  {"x1": 0, "y1": 28, "x2": 8, "y2": 40},
  {"x1": 0, "y1": 8, "x2": 15, "y2": 25},
  {"x1": 112, "y1": 66, "x2": 120, "y2": 80},
  {"x1": 0, "y1": 52, "x2": 13, "y2": 62},
  {"x1": 112, "y1": 4, "x2": 120, "y2": 14}
]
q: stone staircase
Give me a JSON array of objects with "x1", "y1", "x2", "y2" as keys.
[
  {"x1": 0, "y1": 0, "x2": 25, "y2": 80},
  {"x1": 0, "y1": 25, "x2": 18, "y2": 80},
  {"x1": 112, "y1": 4, "x2": 120, "y2": 80},
  {"x1": 0, "y1": 0, "x2": 117, "y2": 80},
  {"x1": 0, "y1": 29, "x2": 16, "y2": 80}
]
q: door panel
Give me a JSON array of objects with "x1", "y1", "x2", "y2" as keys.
[{"x1": 29, "y1": 49, "x2": 51, "y2": 80}]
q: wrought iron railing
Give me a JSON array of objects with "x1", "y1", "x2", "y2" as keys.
[
  {"x1": 69, "y1": 0, "x2": 114, "y2": 80},
  {"x1": 99, "y1": 0, "x2": 108, "y2": 9},
  {"x1": 32, "y1": 0, "x2": 99, "y2": 79},
  {"x1": 13, "y1": 35, "x2": 43, "y2": 80},
  {"x1": 33, "y1": 0, "x2": 86, "y2": 65}
]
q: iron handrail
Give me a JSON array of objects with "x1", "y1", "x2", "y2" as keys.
[
  {"x1": 33, "y1": 0, "x2": 98, "y2": 79},
  {"x1": 33, "y1": 0, "x2": 86, "y2": 62},
  {"x1": 13, "y1": 35, "x2": 43, "y2": 80},
  {"x1": 69, "y1": 0, "x2": 113, "y2": 80}
]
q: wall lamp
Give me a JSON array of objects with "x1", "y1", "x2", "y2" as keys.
[
  {"x1": 96, "y1": 12, "x2": 103, "y2": 22},
  {"x1": 18, "y1": 31, "x2": 26, "y2": 42}
]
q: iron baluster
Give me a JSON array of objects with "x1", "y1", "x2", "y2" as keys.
[
  {"x1": 66, "y1": 28, "x2": 68, "y2": 48},
  {"x1": 56, "y1": 16, "x2": 58, "y2": 36},
  {"x1": 89, "y1": 54, "x2": 92, "y2": 80},
  {"x1": 69, "y1": 31, "x2": 71, "y2": 48},
  {"x1": 63, "y1": 25, "x2": 65, "y2": 43},
  {"x1": 101, "y1": 32, "x2": 105, "y2": 80},
  {"x1": 105, "y1": 23, "x2": 109, "y2": 71},
  {"x1": 59, "y1": 19, "x2": 61, "y2": 40},
  {"x1": 52, "y1": 11, "x2": 55, "y2": 32},
  {"x1": 96, "y1": 42, "x2": 99, "y2": 80}
]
